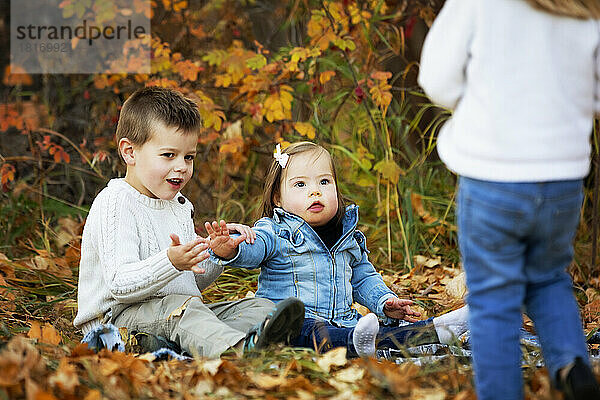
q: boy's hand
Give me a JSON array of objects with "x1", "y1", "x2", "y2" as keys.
[
  {"x1": 383, "y1": 298, "x2": 421, "y2": 322},
  {"x1": 205, "y1": 220, "x2": 247, "y2": 260},
  {"x1": 226, "y1": 223, "x2": 256, "y2": 244},
  {"x1": 167, "y1": 234, "x2": 209, "y2": 274}
]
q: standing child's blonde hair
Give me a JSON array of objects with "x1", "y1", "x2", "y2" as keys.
[
  {"x1": 260, "y1": 142, "x2": 346, "y2": 224},
  {"x1": 525, "y1": 0, "x2": 600, "y2": 19}
]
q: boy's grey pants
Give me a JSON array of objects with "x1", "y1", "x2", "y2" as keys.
[{"x1": 111, "y1": 294, "x2": 274, "y2": 358}]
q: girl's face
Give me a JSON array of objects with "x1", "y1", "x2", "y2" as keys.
[{"x1": 275, "y1": 150, "x2": 339, "y2": 227}]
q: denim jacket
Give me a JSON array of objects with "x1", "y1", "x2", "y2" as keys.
[{"x1": 212, "y1": 205, "x2": 397, "y2": 328}]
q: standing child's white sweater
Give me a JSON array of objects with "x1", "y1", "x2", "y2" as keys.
[
  {"x1": 418, "y1": 0, "x2": 600, "y2": 182},
  {"x1": 74, "y1": 179, "x2": 222, "y2": 334}
]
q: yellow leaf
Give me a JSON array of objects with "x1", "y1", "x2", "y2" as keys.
[
  {"x1": 173, "y1": 0, "x2": 187, "y2": 12},
  {"x1": 294, "y1": 122, "x2": 316, "y2": 139}
]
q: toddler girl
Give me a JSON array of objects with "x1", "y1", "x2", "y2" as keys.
[{"x1": 206, "y1": 142, "x2": 468, "y2": 357}]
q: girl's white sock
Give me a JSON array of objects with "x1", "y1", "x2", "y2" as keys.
[
  {"x1": 433, "y1": 305, "x2": 469, "y2": 344},
  {"x1": 352, "y1": 313, "x2": 379, "y2": 358}
]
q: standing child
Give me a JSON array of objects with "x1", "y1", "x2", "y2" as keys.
[
  {"x1": 418, "y1": 0, "x2": 600, "y2": 399},
  {"x1": 206, "y1": 142, "x2": 469, "y2": 358},
  {"x1": 74, "y1": 87, "x2": 304, "y2": 358}
]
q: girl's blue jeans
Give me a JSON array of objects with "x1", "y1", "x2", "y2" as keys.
[
  {"x1": 458, "y1": 177, "x2": 590, "y2": 400},
  {"x1": 290, "y1": 317, "x2": 436, "y2": 357}
]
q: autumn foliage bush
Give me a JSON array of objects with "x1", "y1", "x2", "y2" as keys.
[{"x1": 1, "y1": 0, "x2": 456, "y2": 266}]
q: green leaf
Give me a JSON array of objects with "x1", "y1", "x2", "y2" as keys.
[
  {"x1": 246, "y1": 54, "x2": 267, "y2": 70},
  {"x1": 373, "y1": 159, "x2": 404, "y2": 184}
]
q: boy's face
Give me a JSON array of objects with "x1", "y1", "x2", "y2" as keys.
[
  {"x1": 123, "y1": 122, "x2": 197, "y2": 200},
  {"x1": 276, "y1": 150, "x2": 338, "y2": 227}
]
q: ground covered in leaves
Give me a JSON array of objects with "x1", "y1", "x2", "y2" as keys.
[{"x1": 0, "y1": 219, "x2": 599, "y2": 399}]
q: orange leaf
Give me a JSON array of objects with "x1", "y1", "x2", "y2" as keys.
[
  {"x1": 371, "y1": 70, "x2": 392, "y2": 81},
  {"x1": 3, "y1": 65, "x2": 33, "y2": 86},
  {"x1": 319, "y1": 70, "x2": 336, "y2": 85},
  {"x1": 28, "y1": 321, "x2": 62, "y2": 345},
  {"x1": 1, "y1": 163, "x2": 15, "y2": 185}
]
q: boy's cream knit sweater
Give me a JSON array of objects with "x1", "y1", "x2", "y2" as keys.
[{"x1": 74, "y1": 179, "x2": 222, "y2": 334}]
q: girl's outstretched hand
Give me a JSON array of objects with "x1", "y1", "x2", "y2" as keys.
[
  {"x1": 383, "y1": 297, "x2": 421, "y2": 322},
  {"x1": 205, "y1": 220, "x2": 248, "y2": 260},
  {"x1": 226, "y1": 223, "x2": 256, "y2": 244}
]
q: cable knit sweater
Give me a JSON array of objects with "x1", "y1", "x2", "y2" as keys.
[
  {"x1": 418, "y1": 0, "x2": 600, "y2": 182},
  {"x1": 74, "y1": 179, "x2": 223, "y2": 334}
]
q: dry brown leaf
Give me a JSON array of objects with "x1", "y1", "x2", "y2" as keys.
[
  {"x1": 191, "y1": 379, "x2": 214, "y2": 397},
  {"x1": 28, "y1": 322, "x2": 62, "y2": 346},
  {"x1": 295, "y1": 389, "x2": 315, "y2": 400},
  {"x1": 199, "y1": 358, "x2": 223, "y2": 376},
  {"x1": 25, "y1": 377, "x2": 40, "y2": 400},
  {"x1": 99, "y1": 358, "x2": 120, "y2": 376},
  {"x1": 445, "y1": 272, "x2": 467, "y2": 299},
  {"x1": 32, "y1": 390, "x2": 59, "y2": 400},
  {"x1": 351, "y1": 302, "x2": 370, "y2": 316},
  {"x1": 250, "y1": 373, "x2": 286, "y2": 390},
  {"x1": 0, "y1": 337, "x2": 43, "y2": 387},
  {"x1": 411, "y1": 387, "x2": 446, "y2": 400},
  {"x1": 586, "y1": 288, "x2": 600, "y2": 303},
  {"x1": 334, "y1": 365, "x2": 364, "y2": 383},
  {"x1": 584, "y1": 299, "x2": 600, "y2": 322},
  {"x1": 70, "y1": 342, "x2": 95, "y2": 357},
  {"x1": 0, "y1": 253, "x2": 15, "y2": 279},
  {"x1": 48, "y1": 359, "x2": 79, "y2": 394},
  {"x1": 83, "y1": 389, "x2": 102, "y2": 400},
  {"x1": 317, "y1": 347, "x2": 347, "y2": 372},
  {"x1": 30, "y1": 255, "x2": 50, "y2": 271},
  {"x1": 0, "y1": 274, "x2": 16, "y2": 303}
]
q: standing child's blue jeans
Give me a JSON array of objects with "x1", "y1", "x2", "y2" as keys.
[{"x1": 457, "y1": 177, "x2": 590, "y2": 400}]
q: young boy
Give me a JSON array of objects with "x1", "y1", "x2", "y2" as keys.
[{"x1": 74, "y1": 86, "x2": 304, "y2": 358}]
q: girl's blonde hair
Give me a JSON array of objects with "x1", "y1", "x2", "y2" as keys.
[
  {"x1": 260, "y1": 142, "x2": 346, "y2": 224},
  {"x1": 525, "y1": 0, "x2": 600, "y2": 19}
]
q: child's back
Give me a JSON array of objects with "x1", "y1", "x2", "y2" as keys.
[{"x1": 419, "y1": 0, "x2": 599, "y2": 182}]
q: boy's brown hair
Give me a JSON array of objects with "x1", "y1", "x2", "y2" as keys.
[
  {"x1": 116, "y1": 86, "x2": 202, "y2": 147},
  {"x1": 525, "y1": 0, "x2": 600, "y2": 19},
  {"x1": 260, "y1": 142, "x2": 346, "y2": 224}
]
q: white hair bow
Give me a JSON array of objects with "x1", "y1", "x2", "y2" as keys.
[{"x1": 273, "y1": 144, "x2": 289, "y2": 168}]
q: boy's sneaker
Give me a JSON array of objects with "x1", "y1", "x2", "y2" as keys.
[
  {"x1": 352, "y1": 313, "x2": 379, "y2": 358},
  {"x1": 556, "y1": 357, "x2": 600, "y2": 400},
  {"x1": 244, "y1": 297, "x2": 304, "y2": 352}
]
